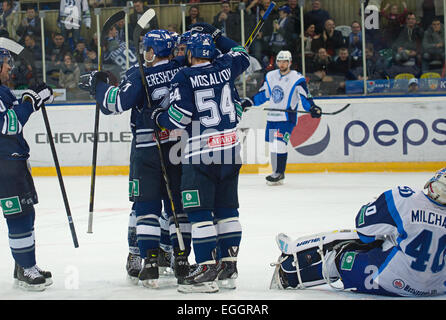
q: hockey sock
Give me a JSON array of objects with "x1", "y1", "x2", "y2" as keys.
[
  {"x1": 6, "y1": 209, "x2": 36, "y2": 268},
  {"x1": 214, "y1": 208, "x2": 242, "y2": 261},
  {"x1": 134, "y1": 201, "x2": 162, "y2": 259},
  {"x1": 163, "y1": 198, "x2": 192, "y2": 252},
  {"x1": 159, "y1": 211, "x2": 172, "y2": 252},
  {"x1": 276, "y1": 153, "x2": 288, "y2": 174},
  {"x1": 270, "y1": 152, "x2": 278, "y2": 173},
  {"x1": 128, "y1": 204, "x2": 139, "y2": 255},
  {"x1": 187, "y1": 210, "x2": 217, "y2": 264}
]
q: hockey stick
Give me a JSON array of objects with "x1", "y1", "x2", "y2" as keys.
[
  {"x1": 41, "y1": 104, "x2": 79, "y2": 248},
  {"x1": 263, "y1": 103, "x2": 351, "y2": 115},
  {"x1": 244, "y1": 2, "x2": 276, "y2": 49},
  {"x1": 133, "y1": 9, "x2": 186, "y2": 251},
  {"x1": 0, "y1": 37, "x2": 80, "y2": 248},
  {"x1": 88, "y1": 10, "x2": 126, "y2": 234}
]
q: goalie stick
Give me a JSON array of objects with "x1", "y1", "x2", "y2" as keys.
[
  {"x1": 88, "y1": 10, "x2": 126, "y2": 234},
  {"x1": 133, "y1": 9, "x2": 186, "y2": 251},
  {"x1": 0, "y1": 37, "x2": 79, "y2": 248}
]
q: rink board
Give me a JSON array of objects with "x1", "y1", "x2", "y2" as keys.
[{"x1": 24, "y1": 96, "x2": 446, "y2": 176}]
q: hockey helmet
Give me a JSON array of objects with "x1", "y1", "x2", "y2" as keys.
[
  {"x1": 0, "y1": 47, "x2": 13, "y2": 70},
  {"x1": 186, "y1": 33, "x2": 215, "y2": 59},
  {"x1": 424, "y1": 168, "x2": 446, "y2": 205},
  {"x1": 178, "y1": 31, "x2": 192, "y2": 46},
  {"x1": 143, "y1": 29, "x2": 174, "y2": 57},
  {"x1": 276, "y1": 50, "x2": 292, "y2": 64}
]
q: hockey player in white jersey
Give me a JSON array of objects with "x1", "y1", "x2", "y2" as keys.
[
  {"x1": 241, "y1": 50, "x2": 322, "y2": 185},
  {"x1": 58, "y1": 0, "x2": 91, "y2": 45},
  {"x1": 270, "y1": 168, "x2": 446, "y2": 297}
]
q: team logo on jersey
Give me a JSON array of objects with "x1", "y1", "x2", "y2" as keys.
[
  {"x1": 290, "y1": 114, "x2": 330, "y2": 156},
  {"x1": 207, "y1": 131, "x2": 237, "y2": 148},
  {"x1": 271, "y1": 86, "x2": 285, "y2": 104},
  {"x1": 393, "y1": 279, "x2": 405, "y2": 289}
]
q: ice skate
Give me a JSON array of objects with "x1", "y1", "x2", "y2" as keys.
[
  {"x1": 266, "y1": 172, "x2": 285, "y2": 185},
  {"x1": 177, "y1": 263, "x2": 219, "y2": 293},
  {"x1": 217, "y1": 260, "x2": 238, "y2": 289},
  {"x1": 14, "y1": 262, "x2": 52, "y2": 287},
  {"x1": 139, "y1": 249, "x2": 159, "y2": 288},
  {"x1": 158, "y1": 247, "x2": 174, "y2": 277},
  {"x1": 126, "y1": 253, "x2": 142, "y2": 285},
  {"x1": 16, "y1": 265, "x2": 46, "y2": 292},
  {"x1": 173, "y1": 247, "x2": 190, "y2": 281}
]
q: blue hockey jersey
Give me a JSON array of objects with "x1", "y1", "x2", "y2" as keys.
[
  {"x1": 0, "y1": 85, "x2": 35, "y2": 160},
  {"x1": 355, "y1": 186, "x2": 446, "y2": 297},
  {"x1": 157, "y1": 46, "x2": 250, "y2": 163},
  {"x1": 95, "y1": 56, "x2": 186, "y2": 149}
]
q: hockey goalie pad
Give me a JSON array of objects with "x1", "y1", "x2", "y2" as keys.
[{"x1": 270, "y1": 229, "x2": 360, "y2": 290}]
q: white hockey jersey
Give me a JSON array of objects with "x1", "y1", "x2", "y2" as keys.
[
  {"x1": 59, "y1": 0, "x2": 91, "y2": 29},
  {"x1": 253, "y1": 70, "x2": 314, "y2": 123},
  {"x1": 356, "y1": 186, "x2": 446, "y2": 297}
]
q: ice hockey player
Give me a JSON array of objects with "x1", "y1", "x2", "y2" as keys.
[
  {"x1": 0, "y1": 48, "x2": 54, "y2": 291},
  {"x1": 79, "y1": 29, "x2": 191, "y2": 288},
  {"x1": 150, "y1": 25, "x2": 250, "y2": 293},
  {"x1": 270, "y1": 168, "x2": 446, "y2": 297},
  {"x1": 241, "y1": 50, "x2": 322, "y2": 185}
]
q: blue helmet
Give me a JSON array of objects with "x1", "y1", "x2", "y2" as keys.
[
  {"x1": 178, "y1": 31, "x2": 192, "y2": 46},
  {"x1": 186, "y1": 33, "x2": 215, "y2": 59},
  {"x1": 143, "y1": 29, "x2": 174, "y2": 57}
]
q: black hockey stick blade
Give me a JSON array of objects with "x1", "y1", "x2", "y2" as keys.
[
  {"x1": 88, "y1": 10, "x2": 126, "y2": 234},
  {"x1": 263, "y1": 104, "x2": 351, "y2": 115}
]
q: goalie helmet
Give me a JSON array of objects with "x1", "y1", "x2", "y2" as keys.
[
  {"x1": 276, "y1": 50, "x2": 292, "y2": 64},
  {"x1": 143, "y1": 29, "x2": 174, "y2": 58},
  {"x1": 424, "y1": 168, "x2": 446, "y2": 205},
  {"x1": 186, "y1": 33, "x2": 215, "y2": 59}
]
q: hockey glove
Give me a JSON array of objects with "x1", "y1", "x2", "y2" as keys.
[
  {"x1": 190, "y1": 23, "x2": 222, "y2": 41},
  {"x1": 309, "y1": 105, "x2": 322, "y2": 118},
  {"x1": 148, "y1": 107, "x2": 167, "y2": 131},
  {"x1": 22, "y1": 83, "x2": 54, "y2": 112},
  {"x1": 78, "y1": 71, "x2": 109, "y2": 96},
  {"x1": 241, "y1": 97, "x2": 253, "y2": 112}
]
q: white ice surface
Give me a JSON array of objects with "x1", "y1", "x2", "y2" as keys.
[{"x1": 0, "y1": 171, "x2": 444, "y2": 300}]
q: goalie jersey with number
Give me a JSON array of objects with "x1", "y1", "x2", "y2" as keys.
[
  {"x1": 355, "y1": 186, "x2": 446, "y2": 296},
  {"x1": 158, "y1": 46, "x2": 250, "y2": 162},
  {"x1": 253, "y1": 70, "x2": 315, "y2": 124},
  {"x1": 0, "y1": 85, "x2": 35, "y2": 160},
  {"x1": 95, "y1": 56, "x2": 186, "y2": 149}
]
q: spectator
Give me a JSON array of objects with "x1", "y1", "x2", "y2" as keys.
[
  {"x1": 16, "y1": 5, "x2": 41, "y2": 45},
  {"x1": 46, "y1": 32, "x2": 71, "y2": 66},
  {"x1": 184, "y1": 5, "x2": 205, "y2": 31},
  {"x1": 381, "y1": 1, "x2": 408, "y2": 47},
  {"x1": 73, "y1": 39, "x2": 88, "y2": 65},
  {"x1": 416, "y1": 0, "x2": 444, "y2": 31},
  {"x1": 89, "y1": 33, "x2": 98, "y2": 55},
  {"x1": 311, "y1": 19, "x2": 344, "y2": 56},
  {"x1": 330, "y1": 47, "x2": 359, "y2": 78},
  {"x1": 84, "y1": 49, "x2": 98, "y2": 72},
  {"x1": 286, "y1": 0, "x2": 300, "y2": 36},
  {"x1": 408, "y1": 77, "x2": 419, "y2": 93},
  {"x1": 24, "y1": 34, "x2": 42, "y2": 62},
  {"x1": 303, "y1": 0, "x2": 330, "y2": 35},
  {"x1": 115, "y1": 18, "x2": 126, "y2": 43},
  {"x1": 258, "y1": 0, "x2": 279, "y2": 63},
  {"x1": 58, "y1": 0, "x2": 91, "y2": 46},
  {"x1": 349, "y1": 42, "x2": 387, "y2": 80},
  {"x1": 422, "y1": 18, "x2": 444, "y2": 71},
  {"x1": 269, "y1": 6, "x2": 296, "y2": 56},
  {"x1": 89, "y1": 0, "x2": 106, "y2": 8},
  {"x1": 0, "y1": 0, "x2": 19, "y2": 41},
  {"x1": 59, "y1": 53, "x2": 81, "y2": 90},
  {"x1": 129, "y1": 0, "x2": 159, "y2": 37},
  {"x1": 393, "y1": 13, "x2": 424, "y2": 67},
  {"x1": 308, "y1": 47, "x2": 333, "y2": 82},
  {"x1": 347, "y1": 21, "x2": 362, "y2": 63},
  {"x1": 167, "y1": 24, "x2": 179, "y2": 33},
  {"x1": 212, "y1": 0, "x2": 241, "y2": 43},
  {"x1": 302, "y1": 23, "x2": 319, "y2": 60}
]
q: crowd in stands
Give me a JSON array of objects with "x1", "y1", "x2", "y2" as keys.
[{"x1": 0, "y1": 0, "x2": 444, "y2": 98}]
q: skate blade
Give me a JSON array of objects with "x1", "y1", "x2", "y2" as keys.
[
  {"x1": 17, "y1": 281, "x2": 46, "y2": 292},
  {"x1": 45, "y1": 278, "x2": 53, "y2": 287},
  {"x1": 142, "y1": 279, "x2": 159, "y2": 289},
  {"x1": 127, "y1": 274, "x2": 139, "y2": 285},
  {"x1": 178, "y1": 281, "x2": 219, "y2": 293},
  {"x1": 217, "y1": 278, "x2": 236, "y2": 290},
  {"x1": 266, "y1": 180, "x2": 284, "y2": 186},
  {"x1": 269, "y1": 262, "x2": 283, "y2": 290}
]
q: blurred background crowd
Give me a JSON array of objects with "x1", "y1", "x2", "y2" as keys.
[{"x1": 1, "y1": 0, "x2": 445, "y2": 102}]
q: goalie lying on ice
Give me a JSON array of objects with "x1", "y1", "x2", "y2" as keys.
[{"x1": 270, "y1": 168, "x2": 446, "y2": 297}]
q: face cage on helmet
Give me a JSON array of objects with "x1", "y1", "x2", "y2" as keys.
[
  {"x1": 0, "y1": 55, "x2": 14, "y2": 73},
  {"x1": 424, "y1": 168, "x2": 446, "y2": 205}
]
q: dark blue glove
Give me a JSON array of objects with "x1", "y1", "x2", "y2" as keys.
[
  {"x1": 190, "y1": 22, "x2": 222, "y2": 40},
  {"x1": 145, "y1": 107, "x2": 166, "y2": 131},
  {"x1": 78, "y1": 71, "x2": 109, "y2": 96},
  {"x1": 309, "y1": 105, "x2": 322, "y2": 118}
]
